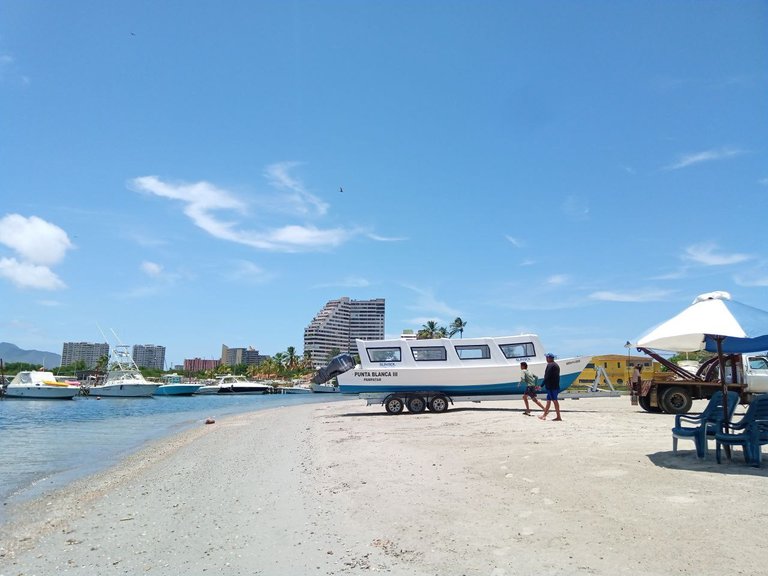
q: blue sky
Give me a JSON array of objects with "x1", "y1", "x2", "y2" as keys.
[{"x1": 1, "y1": 1, "x2": 766, "y2": 367}]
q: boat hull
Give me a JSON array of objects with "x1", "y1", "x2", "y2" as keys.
[
  {"x1": 3, "y1": 386, "x2": 80, "y2": 399},
  {"x1": 87, "y1": 384, "x2": 159, "y2": 397},
  {"x1": 154, "y1": 384, "x2": 201, "y2": 396}
]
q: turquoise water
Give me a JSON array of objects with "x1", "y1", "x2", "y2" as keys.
[{"x1": 0, "y1": 393, "x2": 343, "y2": 518}]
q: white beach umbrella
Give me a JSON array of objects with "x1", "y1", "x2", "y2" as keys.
[{"x1": 635, "y1": 291, "x2": 768, "y2": 425}]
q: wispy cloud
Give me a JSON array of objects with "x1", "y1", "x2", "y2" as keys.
[
  {"x1": 141, "y1": 261, "x2": 163, "y2": 277},
  {"x1": 263, "y1": 161, "x2": 328, "y2": 217},
  {"x1": 505, "y1": 235, "x2": 523, "y2": 248},
  {"x1": 589, "y1": 289, "x2": 673, "y2": 303},
  {"x1": 546, "y1": 274, "x2": 569, "y2": 286},
  {"x1": 313, "y1": 275, "x2": 371, "y2": 289},
  {"x1": 682, "y1": 243, "x2": 751, "y2": 266},
  {"x1": 663, "y1": 147, "x2": 745, "y2": 171},
  {"x1": 759, "y1": 177, "x2": 768, "y2": 187},
  {"x1": 226, "y1": 260, "x2": 276, "y2": 284},
  {"x1": 562, "y1": 195, "x2": 590, "y2": 221},
  {"x1": 130, "y1": 169, "x2": 352, "y2": 252},
  {"x1": 367, "y1": 233, "x2": 408, "y2": 242},
  {"x1": 403, "y1": 285, "x2": 461, "y2": 324},
  {"x1": 0, "y1": 214, "x2": 72, "y2": 289}
]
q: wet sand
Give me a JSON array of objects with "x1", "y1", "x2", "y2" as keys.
[{"x1": 2, "y1": 397, "x2": 766, "y2": 575}]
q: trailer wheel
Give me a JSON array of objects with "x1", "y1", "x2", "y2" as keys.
[
  {"x1": 406, "y1": 396, "x2": 426, "y2": 414},
  {"x1": 428, "y1": 394, "x2": 449, "y2": 413},
  {"x1": 661, "y1": 386, "x2": 693, "y2": 414},
  {"x1": 384, "y1": 396, "x2": 404, "y2": 415}
]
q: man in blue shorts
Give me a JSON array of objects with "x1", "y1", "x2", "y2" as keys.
[{"x1": 539, "y1": 353, "x2": 562, "y2": 421}]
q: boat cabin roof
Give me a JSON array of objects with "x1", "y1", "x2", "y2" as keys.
[{"x1": 355, "y1": 334, "x2": 547, "y2": 368}]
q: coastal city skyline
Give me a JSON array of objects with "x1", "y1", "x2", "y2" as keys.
[{"x1": 2, "y1": 2, "x2": 767, "y2": 365}]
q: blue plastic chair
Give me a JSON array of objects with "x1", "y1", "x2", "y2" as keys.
[
  {"x1": 715, "y1": 395, "x2": 768, "y2": 466},
  {"x1": 671, "y1": 391, "x2": 740, "y2": 459}
]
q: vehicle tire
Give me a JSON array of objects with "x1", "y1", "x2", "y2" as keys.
[
  {"x1": 406, "y1": 396, "x2": 426, "y2": 414},
  {"x1": 384, "y1": 396, "x2": 404, "y2": 415},
  {"x1": 428, "y1": 394, "x2": 449, "y2": 413},
  {"x1": 661, "y1": 386, "x2": 693, "y2": 414},
  {"x1": 637, "y1": 395, "x2": 652, "y2": 412}
]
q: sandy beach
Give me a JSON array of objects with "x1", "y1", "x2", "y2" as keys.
[{"x1": 2, "y1": 396, "x2": 767, "y2": 576}]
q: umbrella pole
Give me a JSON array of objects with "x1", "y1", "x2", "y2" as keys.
[{"x1": 716, "y1": 336, "x2": 732, "y2": 460}]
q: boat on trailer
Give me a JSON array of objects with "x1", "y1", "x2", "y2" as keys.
[{"x1": 316, "y1": 334, "x2": 591, "y2": 414}]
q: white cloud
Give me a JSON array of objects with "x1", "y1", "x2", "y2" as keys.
[
  {"x1": 141, "y1": 261, "x2": 163, "y2": 277},
  {"x1": 0, "y1": 214, "x2": 71, "y2": 290},
  {"x1": 130, "y1": 174, "x2": 351, "y2": 252},
  {"x1": 0, "y1": 214, "x2": 73, "y2": 265},
  {"x1": 505, "y1": 235, "x2": 523, "y2": 248},
  {"x1": 0, "y1": 258, "x2": 66, "y2": 290},
  {"x1": 589, "y1": 290, "x2": 672, "y2": 303},
  {"x1": 682, "y1": 243, "x2": 751, "y2": 266},
  {"x1": 663, "y1": 147, "x2": 744, "y2": 171}
]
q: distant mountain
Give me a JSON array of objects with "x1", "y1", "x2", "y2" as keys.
[{"x1": 0, "y1": 342, "x2": 61, "y2": 367}]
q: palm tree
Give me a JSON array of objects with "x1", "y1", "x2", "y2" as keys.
[
  {"x1": 285, "y1": 346, "x2": 299, "y2": 371},
  {"x1": 418, "y1": 320, "x2": 443, "y2": 339},
  {"x1": 449, "y1": 317, "x2": 467, "y2": 338}
]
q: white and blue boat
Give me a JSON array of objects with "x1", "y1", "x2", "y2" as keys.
[
  {"x1": 154, "y1": 373, "x2": 201, "y2": 396},
  {"x1": 317, "y1": 334, "x2": 590, "y2": 413}
]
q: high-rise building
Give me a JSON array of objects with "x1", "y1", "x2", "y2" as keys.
[
  {"x1": 132, "y1": 344, "x2": 166, "y2": 370},
  {"x1": 304, "y1": 297, "x2": 385, "y2": 368},
  {"x1": 61, "y1": 342, "x2": 110, "y2": 369},
  {"x1": 220, "y1": 345, "x2": 268, "y2": 367}
]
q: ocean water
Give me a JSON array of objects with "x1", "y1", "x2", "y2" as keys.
[{"x1": 0, "y1": 393, "x2": 344, "y2": 519}]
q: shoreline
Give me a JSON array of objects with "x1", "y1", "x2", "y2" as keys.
[{"x1": 3, "y1": 397, "x2": 767, "y2": 575}]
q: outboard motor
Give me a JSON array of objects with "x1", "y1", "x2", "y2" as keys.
[{"x1": 311, "y1": 353, "x2": 355, "y2": 384}]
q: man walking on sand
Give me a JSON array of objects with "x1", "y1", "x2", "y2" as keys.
[{"x1": 539, "y1": 353, "x2": 562, "y2": 421}]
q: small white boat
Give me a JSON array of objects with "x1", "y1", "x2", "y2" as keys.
[
  {"x1": 310, "y1": 381, "x2": 339, "y2": 393},
  {"x1": 278, "y1": 383, "x2": 313, "y2": 394},
  {"x1": 195, "y1": 374, "x2": 273, "y2": 395},
  {"x1": 2, "y1": 370, "x2": 80, "y2": 399},
  {"x1": 154, "y1": 373, "x2": 201, "y2": 396},
  {"x1": 86, "y1": 345, "x2": 158, "y2": 398},
  {"x1": 323, "y1": 334, "x2": 590, "y2": 397}
]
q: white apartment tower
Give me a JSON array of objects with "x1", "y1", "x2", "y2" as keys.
[
  {"x1": 61, "y1": 342, "x2": 110, "y2": 369},
  {"x1": 304, "y1": 297, "x2": 385, "y2": 368},
  {"x1": 132, "y1": 344, "x2": 166, "y2": 370}
]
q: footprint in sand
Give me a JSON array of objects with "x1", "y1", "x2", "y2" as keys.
[
  {"x1": 592, "y1": 469, "x2": 628, "y2": 478},
  {"x1": 665, "y1": 495, "x2": 696, "y2": 504}
]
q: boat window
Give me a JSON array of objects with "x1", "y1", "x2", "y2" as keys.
[
  {"x1": 367, "y1": 347, "x2": 402, "y2": 363},
  {"x1": 455, "y1": 345, "x2": 491, "y2": 360},
  {"x1": 749, "y1": 357, "x2": 768, "y2": 370},
  {"x1": 498, "y1": 342, "x2": 535, "y2": 359},
  {"x1": 411, "y1": 346, "x2": 447, "y2": 361}
]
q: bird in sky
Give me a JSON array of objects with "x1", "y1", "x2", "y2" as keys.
[{"x1": 339, "y1": 186, "x2": 344, "y2": 193}]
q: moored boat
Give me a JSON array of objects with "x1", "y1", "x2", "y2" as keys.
[
  {"x1": 195, "y1": 374, "x2": 273, "y2": 395},
  {"x1": 86, "y1": 345, "x2": 158, "y2": 397},
  {"x1": 2, "y1": 370, "x2": 81, "y2": 399},
  {"x1": 154, "y1": 373, "x2": 201, "y2": 396}
]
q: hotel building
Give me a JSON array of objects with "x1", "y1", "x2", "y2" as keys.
[
  {"x1": 132, "y1": 344, "x2": 166, "y2": 370},
  {"x1": 61, "y1": 342, "x2": 110, "y2": 369},
  {"x1": 304, "y1": 297, "x2": 385, "y2": 368}
]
